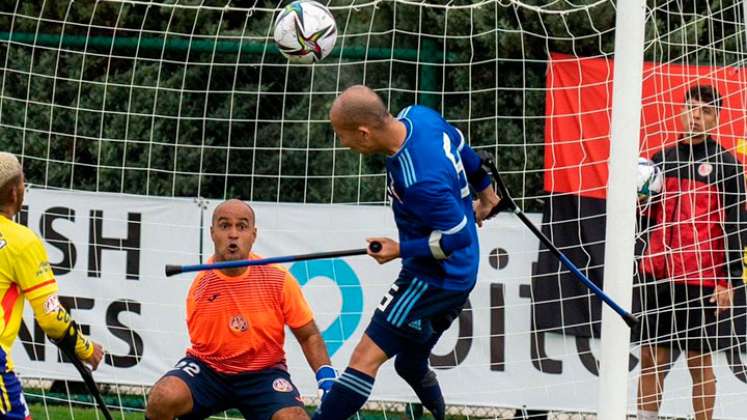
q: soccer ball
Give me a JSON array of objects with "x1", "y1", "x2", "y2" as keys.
[
  {"x1": 637, "y1": 157, "x2": 663, "y2": 199},
  {"x1": 273, "y1": 1, "x2": 337, "y2": 63}
]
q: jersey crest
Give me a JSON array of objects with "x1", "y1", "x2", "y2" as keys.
[
  {"x1": 229, "y1": 314, "x2": 249, "y2": 333},
  {"x1": 698, "y1": 162, "x2": 713, "y2": 177}
]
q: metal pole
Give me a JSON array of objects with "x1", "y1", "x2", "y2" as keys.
[{"x1": 598, "y1": 1, "x2": 646, "y2": 419}]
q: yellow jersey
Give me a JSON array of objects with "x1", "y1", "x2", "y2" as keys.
[{"x1": 0, "y1": 215, "x2": 58, "y2": 371}]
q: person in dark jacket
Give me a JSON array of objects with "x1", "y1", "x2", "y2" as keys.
[{"x1": 636, "y1": 85, "x2": 746, "y2": 420}]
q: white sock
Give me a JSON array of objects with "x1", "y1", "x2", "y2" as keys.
[{"x1": 637, "y1": 410, "x2": 658, "y2": 420}]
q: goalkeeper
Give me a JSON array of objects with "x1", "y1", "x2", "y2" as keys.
[
  {"x1": 0, "y1": 152, "x2": 103, "y2": 419},
  {"x1": 636, "y1": 85, "x2": 746, "y2": 420},
  {"x1": 312, "y1": 85, "x2": 500, "y2": 420},
  {"x1": 146, "y1": 199, "x2": 335, "y2": 420}
]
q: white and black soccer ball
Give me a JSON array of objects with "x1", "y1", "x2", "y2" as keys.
[
  {"x1": 273, "y1": 1, "x2": 337, "y2": 63},
  {"x1": 637, "y1": 157, "x2": 663, "y2": 199}
]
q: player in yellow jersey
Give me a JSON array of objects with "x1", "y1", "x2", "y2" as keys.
[{"x1": 0, "y1": 152, "x2": 103, "y2": 419}]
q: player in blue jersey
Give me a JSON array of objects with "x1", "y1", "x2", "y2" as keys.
[{"x1": 313, "y1": 85, "x2": 500, "y2": 420}]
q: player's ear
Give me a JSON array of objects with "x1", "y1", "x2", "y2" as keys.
[
  {"x1": 10, "y1": 182, "x2": 20, "y2": 206},
  {"x1": 358, "y1": 126, "x2": 370, "y2": 139}
]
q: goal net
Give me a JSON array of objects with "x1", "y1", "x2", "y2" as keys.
[{"x1": 0, "y1": 0, "x2": 746, "y2": 419}]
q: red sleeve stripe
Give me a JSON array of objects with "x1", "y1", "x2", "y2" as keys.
[
  {"x1": 1, "y1": 285, "x2": 19, "y2": 327},
  {"x1": 22, "y1": 279, "x2": 56, "y2": 294}
]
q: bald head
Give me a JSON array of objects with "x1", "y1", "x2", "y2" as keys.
[
  {"x1": 210, "y1": 199, "x2": 257, "y2": 268},
  {"x1": 330, "y1": 85, "x2": 389, "y2": 130},
  {"x1": 212, "y1": 199, "x2": 255, "y2": 226}
]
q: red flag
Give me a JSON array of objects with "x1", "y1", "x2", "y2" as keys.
[{"x1": 546, "y1": 52, "x2": 747, "y2": 199}]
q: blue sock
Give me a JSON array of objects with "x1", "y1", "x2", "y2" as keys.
[
  {"x1": 410, "y1": 370, "x2": 445, "y2": 420},
  {"x1": 313, "y1": 367, "x2": 374, "y2": 420},
  {"x1": 395, "y1": 355, "x2": 445, "y2": 420}
]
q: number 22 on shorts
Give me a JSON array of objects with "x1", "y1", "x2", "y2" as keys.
[{"x1": 174, "y1": 360, "x2": 201, "y2": 377}]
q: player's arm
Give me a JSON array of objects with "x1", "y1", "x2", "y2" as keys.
[
  {"x1": 291, "y1": 320, "x2": 335, "y2": 397},
  {"x1": 28, "y1": 292, "x2": 103, "y2": 369},
  {"x1": 291, "y1": 320, "x2": 331, "y2": 372},
  {"x1": 445, "y1": 126, "x2": 501, "y2": 223},
  {"x1": 283, "y1": 273, "x2": 335, "y2": 397},
  {"x1": 705, "y1": 155, "x2": 745, "y2": 316},
  {"x1": 446, "y1": 126, "x2": 492, "y2": 193},
  {"x1": 15, "y1": 240, "x2": 103, "y2": 370},
  {"x1": 721, "y1": 156, "x2": 747, "y2": 287},
  {"x1": 386, "y1": 181, "x2": 472, "y2": 262}
]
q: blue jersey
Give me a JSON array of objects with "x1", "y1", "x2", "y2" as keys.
[{"x1": 386, "y1": 105, "x2": 488, "y2": 291}]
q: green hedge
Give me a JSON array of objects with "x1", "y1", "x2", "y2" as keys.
[{"x1": 0, "y1": 1, "x2": 740, "y2": 209}]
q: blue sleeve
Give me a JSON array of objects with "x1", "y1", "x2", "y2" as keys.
[
  {"x1": 399, "y1": 181, "x2": 472, "y2": 259},
  {"x1": 445, "y1": 125, "x2": 491, "y2": 192},
  {"x1": 461, "y1": 144, "x2": 491, "y2": 192}
]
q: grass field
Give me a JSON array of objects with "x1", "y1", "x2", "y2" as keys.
[
  {"x1": 26, "y1": 403, "x2": 432, "y2": 420},
  {"x1": 28, "y1": 404, "x2": 265, "y2": 419},
  {"x1": 25, "y1": 389, "x2": 434, "y2": 420},
  {"x1": 29, "y1": 403, "x2": 142, "y2": 419}
]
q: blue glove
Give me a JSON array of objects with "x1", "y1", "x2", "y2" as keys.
[{"x1": 316, "y1": 365, "x2": 337, "y2": 399}]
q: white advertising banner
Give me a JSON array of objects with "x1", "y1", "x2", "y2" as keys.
[
  {"x1": 11, "y1": 190, "x2": 747, "y2": 418},
  {"x1": 13, "y1": 188, "x2": 199, "y2": 385}
]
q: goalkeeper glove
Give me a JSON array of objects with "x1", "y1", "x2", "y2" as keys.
[{"x1": 316, "y1": 365, "x2": 337, "y2": 400}]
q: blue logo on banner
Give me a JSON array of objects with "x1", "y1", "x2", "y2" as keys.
[{"x1": 290, "y1": 259, "x2": 363, "y2": 356}]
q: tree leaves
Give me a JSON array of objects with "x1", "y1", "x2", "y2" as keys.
[{"x1": 0, "y1": 1, "x2": 738, "y2": 209}]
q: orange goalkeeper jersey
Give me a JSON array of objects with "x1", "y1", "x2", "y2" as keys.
[
  {"x1": 0, "y1": 215, "x2": 58, "y2": 371},
  {"x1": 185, "y1": 254, "x2": 314, "y2": 374}
]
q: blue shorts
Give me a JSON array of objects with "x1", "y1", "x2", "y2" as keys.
[
  {"x1": 366, "y1": 270, "x2": 472, "y2": 357},
  {"x1": 163, "y1": 357, "x2": 304, "y2": 420},
  {"x1": 0, "y1": 371, "x2": 30, "y2": 420}
]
